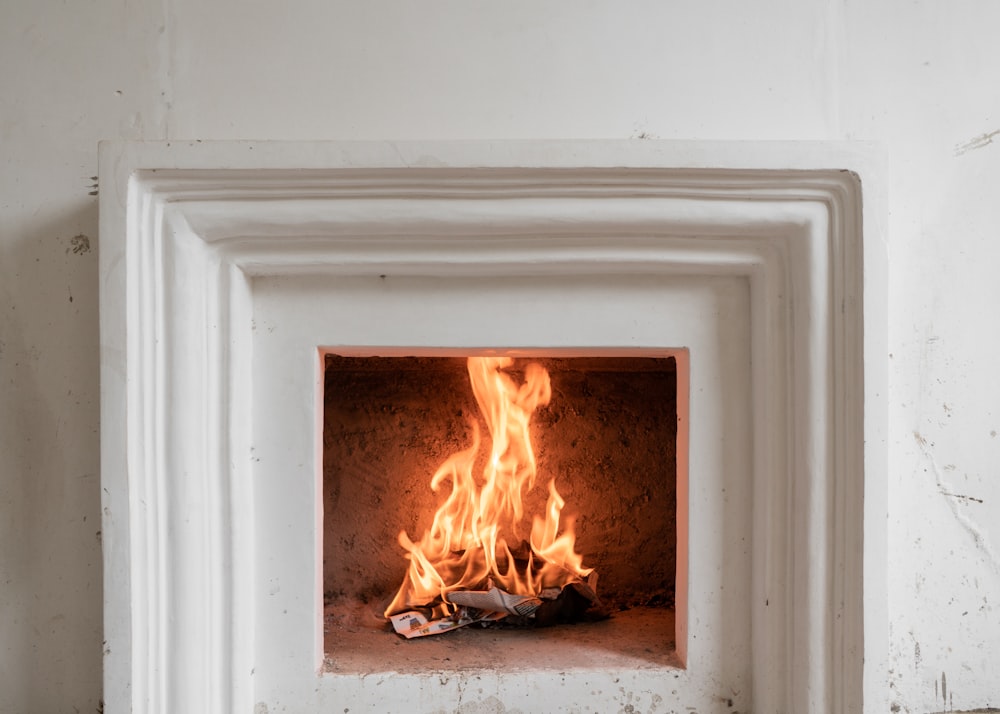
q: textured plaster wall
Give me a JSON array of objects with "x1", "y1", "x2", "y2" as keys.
[{"x1": 1, "y1": 1, "x2": 998, "y2": 712}]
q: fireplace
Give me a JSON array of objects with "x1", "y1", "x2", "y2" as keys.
[{"x1": 99, "y1": 140, "x2": 883, "y2": 713}]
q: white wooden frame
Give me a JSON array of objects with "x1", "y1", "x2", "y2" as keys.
[{"x1": 99, "y1": 141, "x2": 886, "y2": 713}]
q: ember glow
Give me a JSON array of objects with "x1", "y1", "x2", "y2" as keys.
[{"x1": 384, "y1": 356, "x2": 593, "y2": 620}]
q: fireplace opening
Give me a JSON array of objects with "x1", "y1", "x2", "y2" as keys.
[{"x1": 322, "y1": 353, "x2": 683, "y2": 673}]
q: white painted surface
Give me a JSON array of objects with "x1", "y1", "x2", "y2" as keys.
[
  {"x1": 254, "y1": 275, "x2": 750, "y2": 713},
  {"x1": 1, "y1": 2, "x2": 998, "y2": 713},
  {"x1": 98, "y1": 146, "x2": 872, "y2": 713}
]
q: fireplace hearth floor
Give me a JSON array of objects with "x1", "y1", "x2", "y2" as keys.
[{"x1": 322, "y1": 606, "x2": 678, "y2": 674}]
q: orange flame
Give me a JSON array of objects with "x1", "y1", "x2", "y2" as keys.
[{"x1": 385, "y1": 356, "x2": 593, "y2": 619}]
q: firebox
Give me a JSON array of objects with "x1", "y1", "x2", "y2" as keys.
[{"x1": 322, "y1": 354, "x2": 682, "y2": 670}]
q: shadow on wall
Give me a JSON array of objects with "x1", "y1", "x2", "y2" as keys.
[{"x1": 0, "y1": 196, "x2": 103, "y2": 712}]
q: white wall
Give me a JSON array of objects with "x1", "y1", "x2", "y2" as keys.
[{"x1": 1, "y1": 1, "x2": 998, "y2": 712}]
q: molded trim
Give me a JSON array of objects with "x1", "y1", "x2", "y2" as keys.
[{"x1": 99, "y1": 141, "x2": 883, "y2": 713}]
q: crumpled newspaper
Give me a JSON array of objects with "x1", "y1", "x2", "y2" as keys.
[
  {"x1": 388, "y1": 575, "x2": 599, "y2": 639},
  {"x1": 387, "y1": 604, "x2": 504, "y2": 639},
  {"x1": 447, "y1": 584, "x2": 545, "y2": 616}
]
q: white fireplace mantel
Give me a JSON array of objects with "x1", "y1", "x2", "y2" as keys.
[{"x1": 99, "y1": 140, "x2": 886, "y2": 713}]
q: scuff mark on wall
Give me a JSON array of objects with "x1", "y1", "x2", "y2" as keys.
[
  {"x1": 955, "y1": 129, "x2": 1000, "y2": 156},
  {"x1": 631, "y1": 129, "x2": 659, "y2": 140},
  {"x1": 939, "y1": 491, "x2": 985, "y2": 504},
  {"x1": 912, "y1": 432, "x2": 1000, "y2": 574},
  {"x1": 428, "y1": 695, "x2": 523, "y2": 714}
]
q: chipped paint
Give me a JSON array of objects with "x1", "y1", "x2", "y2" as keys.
[{"x1": 955, "y1": 129, "x2": 1000, "y2": 156}]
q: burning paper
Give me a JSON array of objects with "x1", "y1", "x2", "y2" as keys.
[
  {"x1": 388, "y1": 581, "x2": 538, "y2": 639},
  {"x1": 388, "y1": 608, "x2": 506, "y2": 640},
  {"x1": 446, "y1": 582, "x2": 544, "y2": 616},
  {"x1": 385, "y1": 357, "x2": 598, "y2": 636},
  {"x1": 387, "y1": 575, "x2": 603, "y2": 638}
]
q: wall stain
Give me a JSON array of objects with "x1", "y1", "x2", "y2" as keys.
[
  {"x1": 68, "y1": 234, "x2": 91, "y2": 255},
  {"x1": 955, "y1": 129, "x2": 1000, "y2": 156}
]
